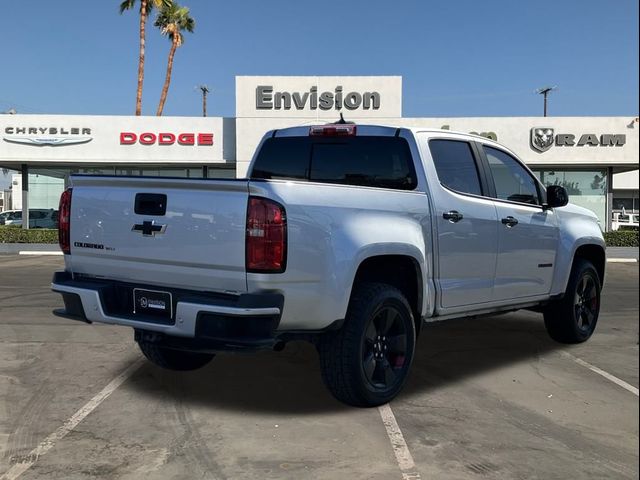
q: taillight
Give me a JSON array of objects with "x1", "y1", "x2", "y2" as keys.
[
  {"x1": 309, "y1": 124, "x2": 356, "y2": 136},
  {"x1": 58, "y1": 188, "x2": 72, "y2": 254},
  {"x1": 246, "y1": 197, "x2": 286, "y2": 273}
]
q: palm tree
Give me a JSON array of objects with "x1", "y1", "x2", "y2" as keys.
[
  {"x1": 154, "y1": 3, "x2": 195, "y2": 116},
  {"x1": 119, "y1": 0, "x2": 170, "y2": 115}
]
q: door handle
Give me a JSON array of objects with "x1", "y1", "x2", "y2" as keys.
[
  {"x1": 501, "y1": 216, "x2": 519, "y2": 227},
  {"x1": 443, "y1": 210, "x2": 463, "y2": 223}
]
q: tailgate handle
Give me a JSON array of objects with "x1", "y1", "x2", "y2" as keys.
[{"x1": 135, "y1": 193, "x2": 167, "y2": 216}]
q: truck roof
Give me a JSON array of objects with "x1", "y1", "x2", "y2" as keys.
[{"x1": 270, "y1": 124, "x2": 513, "y2": 155}]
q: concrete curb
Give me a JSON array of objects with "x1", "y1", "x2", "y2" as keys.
[
  {"x1": 19, "y1": 251, "x2": 63, "y2": 256},
  {"x1": 0, "y1": 243, "x2": 60, "y2": 255}
]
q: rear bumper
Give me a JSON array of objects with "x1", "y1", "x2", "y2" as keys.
[{"x1": 51, "y1": 271, "x2": 283, "y2": 350}]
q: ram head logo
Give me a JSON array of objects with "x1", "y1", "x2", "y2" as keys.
[{"x1": 531, "y1": 127, "x2": 555, "y2": 152}]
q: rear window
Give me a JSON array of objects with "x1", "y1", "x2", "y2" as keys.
[
  {"x1": 429, "y1": 139, "x2": 482, "y2": 196},
  {"x1": 251, "y1": 136, "x2": 417, "y2": 190}
]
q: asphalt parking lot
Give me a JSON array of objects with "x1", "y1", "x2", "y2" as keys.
[{"x1": 0, "y1": 255, "x2": 637, "y2": 480}]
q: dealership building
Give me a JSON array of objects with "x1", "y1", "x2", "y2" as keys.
[{"x1": 1, "y1": 76, "x2": 638, "y2": 230}]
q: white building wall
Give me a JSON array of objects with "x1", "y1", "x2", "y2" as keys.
[
  {"x1": 0, "y1": 115, "x2": 235, "y2": 168},
  {"x1": 613, "y1": 170, "x2": 639, "y2": 190},
  {"x1": 10, "y1": 174, "x2": 21, "y2": 210},
  {"x1": 234, "y1": 76, "x2": 639, "y2": 181},
  {"x1": 235, "y1": 76, "x2": 402, "y2": 177}
]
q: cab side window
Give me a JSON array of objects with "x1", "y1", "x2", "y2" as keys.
[
  {"x1": 429, "y1": 140, "x2": 482, "y2": 196},
  {"x1": 484, "y1": 146, "x2": 541, "y2": 205}
]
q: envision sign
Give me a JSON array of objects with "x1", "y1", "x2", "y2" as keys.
[
  {"x1": 531, "y1": 127, "x2": 626, "y2": 153},
  {"x1": 256, "y1": 85, "x2": 381, "y2": 111}
]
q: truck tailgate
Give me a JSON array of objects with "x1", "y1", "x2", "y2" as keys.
[{"x1": 68, "y1": 176, "x2": 249, "y2": 294}]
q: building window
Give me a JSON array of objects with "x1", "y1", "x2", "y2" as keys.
[
  {"x1": 535, "y1": 169, "x2": 607, "y2": 229},
  {"x1": 207, "y1": 166, "x2": 236, "y2": 179},
  {"x1": 612, "y1": 194, "x2": 639, "y2": 213}
]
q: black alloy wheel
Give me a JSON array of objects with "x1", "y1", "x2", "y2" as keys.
[
  {"x1": 574, "y1": 274, "x2": 598, "y2": 333},
  {"x1": 362, "y1": 306, "x2": 409, "y2": 390},
  {"x1": 318, "y1": 282, "x2": 416, "y2": 407},
  {"x1": 544, "y1": 259, "x2": 601, "y2": 344}
]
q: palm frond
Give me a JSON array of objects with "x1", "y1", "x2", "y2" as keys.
[
  {"x1": 120, "y1": 0, "x2": 170, "y2": 15},
  {"x1": 119, "y1": 0, "x2": 136, "y2": 14},
  {"x1": 154, "y1": 2, "x2": 195, "y2": 42}
]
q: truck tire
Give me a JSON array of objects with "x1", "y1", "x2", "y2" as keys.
[
  {"x1": 544, "y1": 259, "x2": 601, "y2": 344},
  {"x1": 137, "y1": 342, "x2": 215, "y2": 371},
  {"x1": 318, "y1": 282, "x2": 416, "y2": 407}
]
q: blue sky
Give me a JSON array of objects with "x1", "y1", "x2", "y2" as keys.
[{"x1": 0, "y1": 0, "x2": 638, "y2": 119}]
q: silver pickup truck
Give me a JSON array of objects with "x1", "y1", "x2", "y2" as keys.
[{"x1": 52, "y1": 124, "x2": 606, "y2": 407}]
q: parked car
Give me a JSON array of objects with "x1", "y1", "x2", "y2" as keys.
[
  {"x1": 0, "y1": 209, "x2": 58, "y2": 228},
  {"x1": 51, "y1": 124, "x2": 605, "y2": 407}
]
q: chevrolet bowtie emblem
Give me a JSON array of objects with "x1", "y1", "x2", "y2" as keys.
[{"x1": 132, "y1": 220, "x2": 167, "y2": 236}]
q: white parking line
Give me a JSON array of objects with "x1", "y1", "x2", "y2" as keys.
[
  {"x1": 378, "y1": 403, "x2": 422, "y2": 480},
  {"x1": 561, "y1": 351, "x2": 639, "y2": 396},
  {"x1": 0, "y1": 359, "x2": 144, "y2": 480},
  {"x1": 607, "y1": 258, "x2": 637, "y2": 263}
]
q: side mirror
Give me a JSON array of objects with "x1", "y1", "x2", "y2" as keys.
[{"x1": 546, "y1": 185, "x2": 569, "y2": 209}]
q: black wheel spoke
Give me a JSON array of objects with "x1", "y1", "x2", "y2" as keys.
[
  {"x1": 372, "y1": 360, "x2": 386, "y2": 385},
  {"x1": 584, "y1": 308, "x2": 595, "y2": 326},
  {"x1": 363, "y1": 352, "x2": 376, "y2": 381},
  {"x1": 381, "y1": 358, "x2": 396, "y2": 385},
  {"x1": 386, "y1": 334, "x2": 407, "y2": 354},
  {"x1": 578, "y1": 276, "x2": 587, "y2": 295},
  {"x1": 364, "y1": 321, "x2": 377, "y2": 345},
  {"x1": 377, "y1": 308, "x2": 396, "y2": 335},
  {"x1": 574, "y1": 304, "x2": 582, "y2": 325},
  {"x1": 583, "y1": 280, "x2": 595, "y2": 301}
]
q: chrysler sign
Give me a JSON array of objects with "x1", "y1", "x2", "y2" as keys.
[{"x1": 3, "y1": 126, "x2": 92, "y2": 146}]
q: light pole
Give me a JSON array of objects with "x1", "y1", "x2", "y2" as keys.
[
  {"x1": 536, "y1": 86, "x2": 557, "y2": 117},
  {"x1": 197, "y1": 85, "x2": 210, "y2": 117}
]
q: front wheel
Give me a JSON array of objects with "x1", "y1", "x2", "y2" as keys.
[
  {"x1": 544, "y1": 259, "x2": 601, "y2": 344},
  {"x1": 318, "y1": 282, "x2": 416, "y2": 407},
  {"x1": 137, "y1": 341, "x2": 215, "y2": 371}
]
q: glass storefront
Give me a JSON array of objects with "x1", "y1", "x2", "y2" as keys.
[
  {"x1": 612, "y1": 192, "x2": 639, "y2": 213},
  {"x1": 534, "y1": 169, "x2": 607, "y2": 229}
]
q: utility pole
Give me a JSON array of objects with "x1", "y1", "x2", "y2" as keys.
[
  {"x1": 536, "y1": 86, "x2": 557, "y2": 117},
  {"x1": 197, "y1": 85, "x2": 210, "y2": 117}
]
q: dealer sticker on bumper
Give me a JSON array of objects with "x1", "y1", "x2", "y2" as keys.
[{"x1": 133, "y1": 288, "x2": 173, "y2": 319}]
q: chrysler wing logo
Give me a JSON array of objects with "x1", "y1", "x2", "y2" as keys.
[
  {"x1": 530, "y1": 127, "x2": 555, "y2": 152},
  {"x1": 132, "y1": 220, "x2": 167, "y2": 237},
  {"x1": 3, "y1": 136, "x2": 93, "y2": 146}
]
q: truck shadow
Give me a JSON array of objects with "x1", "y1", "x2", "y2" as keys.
[{"x1": 127, "y1": 311, "x2": 562, "y2": 414}]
